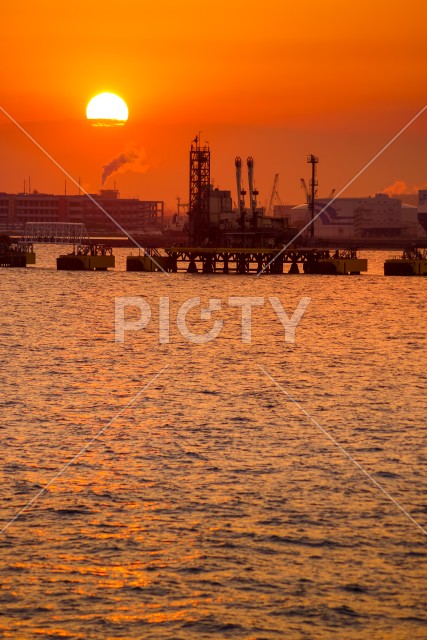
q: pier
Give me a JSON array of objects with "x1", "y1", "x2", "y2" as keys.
[
  {"x1": 18, "y1": 222, "x2": 116, "y2": 271},
  {"x1": 0, "y1": 235, "x2": 35, "y2": 267},
  {"x1": 57, "y1": 243, "x2": 115, "y2": 271},
  {"x1": 157, "y1": 247, "x2": 367, "y2": 275},
  {"x1": 384, "y1": 247, "x2": 427, "y2": 276}
]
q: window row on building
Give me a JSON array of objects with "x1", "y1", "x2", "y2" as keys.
[{"x1": 0, "y1": 190, "x2": 164, "y2": 234}]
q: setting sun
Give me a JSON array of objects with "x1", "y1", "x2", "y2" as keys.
[{"x1": 86, "y1": 92, "x2": 128, "y2": 126}]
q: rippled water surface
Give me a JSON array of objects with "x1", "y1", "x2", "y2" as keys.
[{"x1": 0, "y1": 248, "x2": 426, "y2": 639}]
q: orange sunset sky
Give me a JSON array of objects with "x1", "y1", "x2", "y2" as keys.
[{"x1": 1, "y1": 0, "x2": 426, "y2": 212}]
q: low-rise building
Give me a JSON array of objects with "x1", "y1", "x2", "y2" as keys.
[
  {"x1": 0, "y1": 190, "x2": 164, "y2": 234},
  {"x1": 288, "y1": 193, "x2": 426, "y2": 241}
]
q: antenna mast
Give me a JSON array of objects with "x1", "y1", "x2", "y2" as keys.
[{"x1": 307, "y1": 155, "x2": 319, "y2": 239}]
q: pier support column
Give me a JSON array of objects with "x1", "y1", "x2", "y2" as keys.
[
  {"x1": 223, "y1": 254, "x2": 229, "y2": 274},
  {"x1": 271, "y1": 256, "x2": 284, "y2": 274},
  {"x1": 187, "y1": 256, "x2": 198, "y2": 273},
  {"x1": 236, "y1": 254, "x2": 248, "y2": 274},
  {"x1": 202, "y1": 253, "x2": 215, "y2": 273}
]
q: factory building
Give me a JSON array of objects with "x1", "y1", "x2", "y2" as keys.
[
  {"x1": 289, "y1": 193, "x2": 426, "y2": 241},
  {"x1": 0, "y1": 190, "x2": 164, "y2": 234}
]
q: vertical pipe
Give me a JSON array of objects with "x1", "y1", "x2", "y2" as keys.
[
  {"x1": 235, "y1": 157, "x2": 245, "y2": 231},
  {"x1": 310, "y1": 160, "x2": 315, "y2": 239},
  {"x1": 247, "y1": 157, "x2": 258, "y2": 228},
  {"x1": 247, "y1": 157, "x2": 254, "y2": 209},
  {"x1": 235, "y1": 157, "x2": 242, "y2": 211}
]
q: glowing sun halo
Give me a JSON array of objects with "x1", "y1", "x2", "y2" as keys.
[{"x1": 86, "y1": 92, "x2": 128, "y2": 126}]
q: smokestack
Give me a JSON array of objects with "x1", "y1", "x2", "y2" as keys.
[
  {"x1": 247, "y1": 157, "x2": 258, "y2": 227},
  {"x1": 247, "y1": 157, "x2": 254, "y2": 207},
  {"x1": 235, "y1": 156, "x2": 246, "y2": 232},
  {"x1": 235, "y1": 156, "x2": 242, "y2": 211}
]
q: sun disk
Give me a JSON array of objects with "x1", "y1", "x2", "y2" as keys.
[{"x1": 86, "y1": 92, "x2": 128, "y2": 126}]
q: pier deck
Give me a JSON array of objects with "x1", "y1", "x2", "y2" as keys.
[{"x1": 162, "y1": 247, "x2": 367, "y2": 275}]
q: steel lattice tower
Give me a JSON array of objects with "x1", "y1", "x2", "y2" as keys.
[{"x1": 189, "y1": 139, "x2": 210, "y2": 245}]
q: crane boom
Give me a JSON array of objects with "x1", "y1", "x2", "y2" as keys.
[
  {"x1": 300, "y1": 178, "x2": 309, "y2": 202},
  {"x1": 268, "y1": 173, "x2": 282, "y2": 214}
]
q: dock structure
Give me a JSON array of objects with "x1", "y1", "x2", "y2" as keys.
[
  {"x1": 384, "y1": 247, "x2": 427, "y2": 276},
  {"x1": 0, "y1": 235, "x2": 35, "y2": 267},
  {"x1": 159, "y1": 247, "x2": 367, "y2": 275},
  {"x1": 126, "y1": 248, "x2": 172, "y2": 272},
  {"x1": 18, "y1": 222, "x2": 116, "y2": 271},
  {"x1": 57, "y1": 243, "x2": 115, "y2": 271}
]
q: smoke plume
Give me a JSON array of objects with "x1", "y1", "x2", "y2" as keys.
[
  {"x1": 101, "y1": 146, "x2": 149, "y2": 185},
  {"x1": 381, "y1": 180, "x2": 427, "y2": 196},
  {"x1": 382, "y1": 180, "x2": 411, "y2": 196}
]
